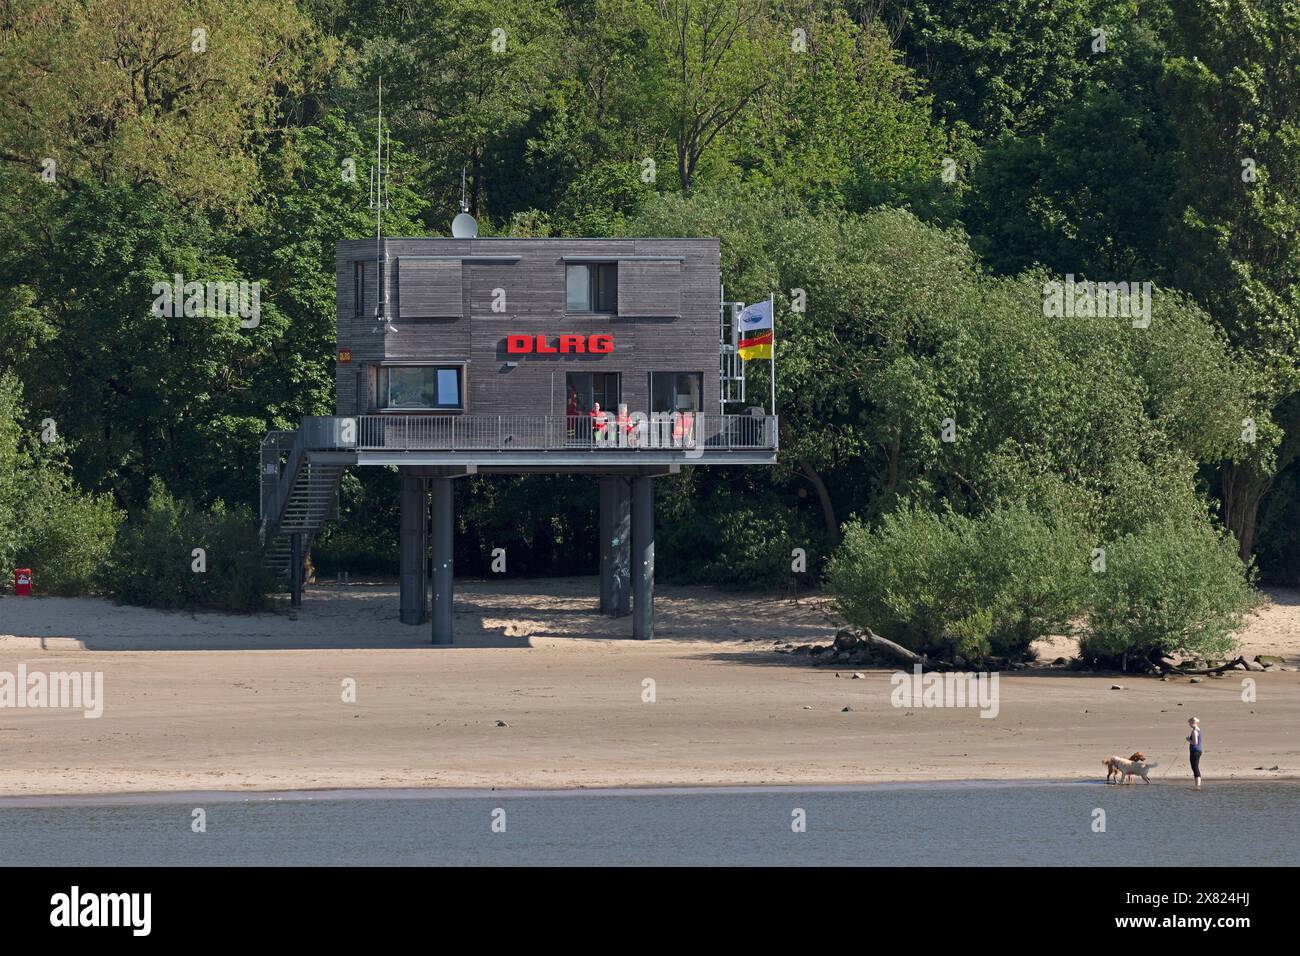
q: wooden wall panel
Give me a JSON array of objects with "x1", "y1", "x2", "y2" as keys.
[
  {"x1": 336, "y1": 238, "x2": 722, "y2": 420},
  {"x1": 397, "y1": 258, "x2": 463, "y2": 318},
  {"x1": 467, "y1": 262, "x2": 523, "y2": 317},
  {"x1": 618, "y1": 259, "x2": 682, "y2": 317}
]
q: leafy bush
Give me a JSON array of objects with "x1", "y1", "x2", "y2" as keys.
[
  {"x1": 1080, "y1": 517, "x2": 1256, "y2": 666},
  {"x1": 654, "y1": 471, "x2": 824, "y2": 591},
  {"x1": 312, "y1": 529, "x2": 399, "y2": 577},
  {"x1": 826, "y1": 505, "x2": 1090, "y2": 661},
  {"x1": 0, "y1": 372, "x2": 28, "y2": 574},
  {"x1": 15, "y1": 468, "x2": 121, "y2": 595},
  {"x1": 101, "y1": 480, "x2": 275, "y2": 611},
  {"x1": 698, "y1": 505, "x2": 816, "y2": 591},
  {"x1": 1, "y1": 370, "x2": 121, "y2": 594}
]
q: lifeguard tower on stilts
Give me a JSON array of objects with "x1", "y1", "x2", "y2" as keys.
[{"x1": 258, "y1": 94, "x2": 777, "y2": 641}]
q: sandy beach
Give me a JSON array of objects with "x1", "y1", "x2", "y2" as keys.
[{"x1": 1, "y1": 578, "x2": 1297, "y2": 798}]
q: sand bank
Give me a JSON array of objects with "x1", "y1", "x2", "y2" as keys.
[{"x1": 1, "y1": 579, "x2": 1296, "y2": 797}]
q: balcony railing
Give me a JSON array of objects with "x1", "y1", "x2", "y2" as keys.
[
  {"x1": 303, "y1": 413, "x2": 777, "y2": 453},
  {"x1": 259, "y1": 429, "x2": 300, "y2": 524}
]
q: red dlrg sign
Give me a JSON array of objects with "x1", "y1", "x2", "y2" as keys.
[{"x1": 506, "y1": 334, "x2": 613, "y2": 355}]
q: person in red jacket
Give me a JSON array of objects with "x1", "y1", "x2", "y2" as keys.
[
  {"x1": 566, "y1": 386, "x2": 579, "y2": 439},
  {"x1": 589, "y1": 402, "x2": 607, "y2": 442}
]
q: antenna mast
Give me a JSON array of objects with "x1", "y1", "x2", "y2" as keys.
[
  {"x1": 449, "y1": 165, "x2": 480, "y2": 239},
  {"x1": 370, "y1": 77, "x2": 396, "y2": 333}
]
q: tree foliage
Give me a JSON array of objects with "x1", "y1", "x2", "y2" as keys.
[
  {"x1": 0, "y1": 0, "x2": 1294, "y2": 645},
  {"x1": 0, "y1": 0, "x2": 326, "y2": 215}
]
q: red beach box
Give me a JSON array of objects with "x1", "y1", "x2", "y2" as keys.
[{"x1": 13, "y1": 568, "x2": 31, "y2": 595}]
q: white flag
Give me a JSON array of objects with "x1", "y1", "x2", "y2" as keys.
[{"x1": 737, "y1": 300, "x2": 772, "y2": 332}]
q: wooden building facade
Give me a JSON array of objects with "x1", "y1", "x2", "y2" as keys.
[
  {"x1": 335, "y1": 237, "x2": 723, "y2": 425},
  {"x1": 260, "y1": 235, "x2": 776, "y2": 644}
]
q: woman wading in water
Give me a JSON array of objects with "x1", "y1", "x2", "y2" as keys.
[{"x1": 1187, "y1": 717, "x2": 1204, "y2": 788}]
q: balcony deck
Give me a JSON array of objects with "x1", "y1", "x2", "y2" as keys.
[{"x1": 298, "y1": 413, "x2": 778, "y2": 468}]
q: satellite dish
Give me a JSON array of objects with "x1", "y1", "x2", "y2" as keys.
[{"x1": 451, "y1": 212, "x2": 478, "y2": 238}]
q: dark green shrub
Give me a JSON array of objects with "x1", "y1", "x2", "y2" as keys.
[
  {"x1": 15, "y1": 468, "x2": 121, "y2": 595},
  {"x1": 312, "y1": 529, "x2": 399, "y2": 577},
  {"x1": 705, "y1": 504, "x2": 819, "y2": 591},
  {"x1": 0, "y1": 373, "x2": 23, "y2": 574},
  {"x1": 1080, "y1": 517, "x2": 1256, "y2": 666},
  {"x1": 1, "y1": 370, "x2": 122, "y2": 594},
  {"x1": 101, "y1": 480, "x2": 275, "y2": 611},
  {"x1": 654, "y1": 472, "x2": 823, "y2": 591},
  {"x1": 827, "y1": 504, "x2": 1090, "y2": 660}
]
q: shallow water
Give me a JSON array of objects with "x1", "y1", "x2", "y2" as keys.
[{"x1": 1, "y1": 780, "x2": 1295, "y2": 866}]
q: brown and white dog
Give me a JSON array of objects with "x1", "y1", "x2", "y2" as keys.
[{"x1": 1104, "y1": 753, "x2": 1157, "y2": 784}]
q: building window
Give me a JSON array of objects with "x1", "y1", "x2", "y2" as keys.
[
  {"x1": 650, "y1": 372, "x2": 703, "y2": 413},
  {"x1": 566, "y1": 372, "x2": 621, "y2": 416},
  {"x1": 565, "y1": 263, "x2": 617, "y2": 313},
  {"x1": 381, "y1": 365, "x2": 464, "y2": 411},
  {"x1": 354, "y1": 261, "x2": 366, "y2": 317},
  {"x1": 566, "y1": 372, "x2": 621, "y2": 443}
]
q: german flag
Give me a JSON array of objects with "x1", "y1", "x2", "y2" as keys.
[{"x1": 738, "y1": 331, "x2": 772, "y2": 361}]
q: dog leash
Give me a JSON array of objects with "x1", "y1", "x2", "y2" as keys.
[{"x1": 1151, "y1": 736, "x2": 1188, "y2": 779}]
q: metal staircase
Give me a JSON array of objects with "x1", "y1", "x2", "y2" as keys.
[{"x1": 259, "y1": 429, "x2": 344, "y2": 577}]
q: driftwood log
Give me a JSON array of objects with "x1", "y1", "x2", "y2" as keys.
[
  {"x1": 1170, "y1": 656, "x2": 1250, "y2": 676},
  {"x1": 833, "y1": 627, "x2": 925, "y2": 666}
]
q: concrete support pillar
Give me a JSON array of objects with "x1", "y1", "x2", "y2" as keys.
[
  {"x1": 290, "y1": 532, "x2": 303, "y2": 609},
  {"x1": 431, "y1": 476, "x2": 454, "y2": 645},
  {"x1": 399, "y1": 471, "x2": 428, "y2": 625},
  {"x1": 632, "y1": 476, "x2": 654, "y2": 640},
  {"x1": 611, "y1": 478, "x2": 631, "y2": 617},
  {"x1": 598, "y1": 477, "x2": 615, "y2": 613}
]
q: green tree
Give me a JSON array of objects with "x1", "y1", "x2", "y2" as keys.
[
  {"x1": 0, "y1": 371, "x2": 29, "y2": 572},
  {"x1": 100, "y1": 479, "x2": 274, "y2": 610},
  {"x1": 518, "y1": 0, "x2": 670, "y2": 227},
  {"x1": 1161, "y1": 0, "x2": 1300, "y2": 559},
  {"x1": 631, "y1": 0, "x2": 782, "y2": 193},
  {"x1": 0, "y1": 178, "x2": 286, "y2": 509},
  {"x1": 353, "y1": 0, "x2": 567, "y2": 223},
  {"x1": 629, "y1": 185, "x2": 1252, "y2": 582},
  {"x1": 0, "y1": 0, "x2": 325, "y2": 216},
  {"x1": 729, "y1": 8, "x2": 952, "y2": 208},
  {"x1": 961, "y1": 22, "x2": 1178, "y2": 277},
  {"x1": 233, "y1": 111, "x2": 426, "y2": 428},
  {"x1": 828, "y1": 504, "x2": 1092, "y2": 660},
  {"x1": 883, "y1": 0, "x2": 1134, "y2": 141}
]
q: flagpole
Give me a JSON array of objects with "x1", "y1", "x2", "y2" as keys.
[{"x1": 769, "y1": 293, "x2": 776, "y2": 420}]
